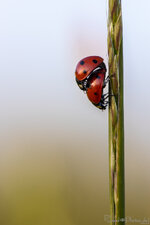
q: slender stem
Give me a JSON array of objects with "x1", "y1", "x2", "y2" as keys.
[{"x1": 107, "y1": 1, "x2": 125, "y2": 224}]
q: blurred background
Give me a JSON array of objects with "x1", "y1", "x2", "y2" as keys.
[{"x1": 0, "y1": 0, "x2": 150, "y2": 224}]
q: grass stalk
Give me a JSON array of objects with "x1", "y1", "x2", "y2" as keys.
[{"x1": 107, "y1": 0, "x2": 125, "y2": 224}]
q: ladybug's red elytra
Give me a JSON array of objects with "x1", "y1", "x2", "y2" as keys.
[
  {"x1": 75, "y1": 56, "x2": 104, "y2": 81},
  {"x1": 86, "y1": 69, "x2": 105, "y2": 104},
  {"x1": 75, "y1": 56, "x2": 109, "y2": 110}
]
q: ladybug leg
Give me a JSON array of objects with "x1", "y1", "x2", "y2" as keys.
[
  {"x1": 107, "y1": 74, "x2": 115, "y2": 79},
  {"x1": 96, "y1": 100, "x2": 108, "y2": 110},
  {"x1": 103, "y1": 101, "x2": 109, "y2": 104},
  {"x1": 102, "y1": 93, "x2": 109, "y2": 97},
  {"x1": 103, "y1": 75, "x2": 113, "y2": 88},
  {"x1": 103, "y1": 80, "x2": 108, "y2": 88},
  {"x1": 101, "y1": 94, "x2": 114, "y2": 107},
  {"x1": 102, "y1": 93, "x2": 109, "y2": 100},
  {"x1": 105, "y1": 76, "x2": 110, "y2": 82},
  {"x1": 102, "y1": 93, "x2": 115, "y2": 100},
  {"x1": 99, "y1": 97, "x2": 109, "y2": 110},
  {"x1": 102, "y1": 102, "x2": 109, "y2": 109},
  {"x1": 102, "y1": 103, "x2": 108, "y2": 110},
  {"x1": 103, "y1": 74, "x2": 115, "y2": 87}
]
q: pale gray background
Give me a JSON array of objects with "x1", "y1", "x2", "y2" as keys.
[{"x1": 0, "y1": 0, "x2": 149, "y2": 224}]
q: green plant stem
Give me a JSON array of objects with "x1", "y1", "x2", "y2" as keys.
[{"x1": 107, "y1": 1, "x2": 125, "y2": 224}]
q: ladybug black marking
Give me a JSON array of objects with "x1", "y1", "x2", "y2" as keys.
[
  {"x1": 93, "y1": 59, "x2": 98, "y2": 64},
  {"x1": 83, "y1": 70, "x2": 87, "y2": 74},
  {"x1": 80, "y1": 60, "x2": 85, "y2": 65},
  {"x1": 94, "y1": 92, "x2": 98, "y2": 96},
  {"x1": 95, "y1": 74, "x2": 101, "y2": 79}
]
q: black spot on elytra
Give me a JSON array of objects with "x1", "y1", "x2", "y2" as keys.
[
  {"x1": 80, "y1": 60, "x2": 85, "y2": 65},
  {"x1": 93, "y1": 59, "x2": 98, "y2": 64},
  {"x1": 94, "y1": 92, "x2": 98, "y2": 96},
  {"x1": 96, "y1": 74, "x2": 101, "y2": 79},
  {"x1": 83, "y1": 70, "x2": 87, "y2": 74}
]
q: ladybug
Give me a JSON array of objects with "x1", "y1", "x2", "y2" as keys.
[
  {"x1": 86, "y1": 69, "x2": 109, "y2": 110},
  {"x1": 75, "y1": 56, "x2": 106, "y2": 91},
  {"x1": 75, "y1": 56, "x2": 109, "y2": 110}
]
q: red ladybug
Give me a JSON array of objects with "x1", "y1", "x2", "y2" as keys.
[
  {"x1": 75, "y1": 56, "x2": 106, "y2": 90},
  {"x1": 75, "y1": 56, "x2": 109, "y2": 110},
  {"x1": 86, "y1": 69, "x2": 108, "y2": 110}
]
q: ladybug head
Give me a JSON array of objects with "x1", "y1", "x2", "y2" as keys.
[{"x1": 75, "y1": 77, "x2": 87, "y2": 91}]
